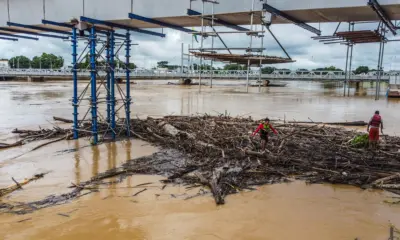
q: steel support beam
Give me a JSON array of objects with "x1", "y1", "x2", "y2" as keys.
[
  {"x1": 262, "y1": 3, "x2": 321, "y2": 35},
  {"x1": 187, "y1": 9, "x2": 249, "y2": 31},
  {"x1": 266, "y1": 26, "x2": 291, "y2": 59},
  {"x1": 368, "y1": 0, "x2": 397, "y2": 35},
  {"x1": 129, "y1": 13, "x2": 195, "y2": 33},
  {"x1": 80, "y1": 16, "x2": 165, "y2": 38},
  {"x1": 125, "y1": 30, "x2": 131, "y2": 137},
  {"x1": 0, "y1": 27, "x2": 68, "y2": 39},
  {"x1": 42, "y1": 19, "x2": 73, "y2": 28},
  {"x1": 190, "y1": 47, "x2": 265, "y2": 51},
  {"x1": 89, "y1": 27, "x2": 99, "y2": 144},
  {"x1": 42, "y1": 19, "x2": 126, "y2": 38},
  {"x1": 210, "y1": 26, "x2": 232, "y2": 54},
  {"x1": 0, "y1": 32, "x2": 38, "y2": 40},
  {"x1": 7, "y1": 22, "x2": 72, "y2": 35},
  {"x1": 72, "y1": 27, "x2": 79, "y2": 139},
  {"x1": 0, "y1": 36, "x2": 18, "y2": 41}
]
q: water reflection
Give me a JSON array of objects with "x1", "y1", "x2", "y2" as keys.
[
  {"x1": 92, "y1": 145, "x2": 99, "y2": 178},
  {"x1": 37, "y1": 91, "x2": 67, "y2": 100},
  {"x1": 74, "y1": 140, "x2": 81, "y2": 185},
  {"x1": 11, "y1": 92, "x2": 32, "y2": 101},
  {"x1": 125, "y1": 140, "x2": 132, "y2": 188}
]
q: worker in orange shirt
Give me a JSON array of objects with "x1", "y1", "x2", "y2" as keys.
[{"x1": 251, "y1": 118, "x2": 278, "y2": 152}]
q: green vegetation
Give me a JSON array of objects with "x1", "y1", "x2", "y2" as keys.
[
  {"x1": 312, "y1": 66, "x2": 343, "y2": 72},
  {"x1": 354, "y1": 66, "x2": 369, "y2": 74},
  {"x1": 31, "y1": 53, "x2": 63, "y2": 69},
  {"x1": 9, "y1": 56, "x2": 31, "y2": 69},
  {"x1": 9, "y1": 54, "x2": 64, "y2": 69},
  {"x1": 351, "y1": 134, "x2": 369, "y2": 148},
  {"x1": 8, "y1": 53, "x2": 136, "y2": 69}
]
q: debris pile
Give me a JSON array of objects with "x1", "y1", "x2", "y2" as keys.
[
  {"x1": 2, "y1": 115, "x2": 400, "y2": 213},
  {"x1": 128, "y1": 116, "x2": 400, "y2": 204}
]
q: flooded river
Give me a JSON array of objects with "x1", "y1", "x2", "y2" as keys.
[{"x1": 0, "y1": 80, "x2": 400, "y2": 239}]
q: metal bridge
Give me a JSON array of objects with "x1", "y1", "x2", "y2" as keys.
[{"x1": 0, "y1": 68, "x2": 395, "y2": 82}]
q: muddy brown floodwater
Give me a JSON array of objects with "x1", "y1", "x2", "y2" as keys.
[{"x1": 0, "y1": 80, "x2": 400, "y2": 240}]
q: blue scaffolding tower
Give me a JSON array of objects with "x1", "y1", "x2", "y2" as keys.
[
  {"x1": 69, "y1": 17, "x2": 164, "y2": 144},
  {"x1": 2, "y1": 11, "x2": 164, "y2": 145},
  {"x1": 40, "y1": 17, "x2": 164, "y2": 144}
]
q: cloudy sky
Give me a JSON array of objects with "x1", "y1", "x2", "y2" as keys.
[{"x1": 0, "y1": 21, "x2": 399, "y2": 71}]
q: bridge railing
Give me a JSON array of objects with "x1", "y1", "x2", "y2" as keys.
[{"x1": 0, "y1": 68, "x2": 394, "y2": 81}]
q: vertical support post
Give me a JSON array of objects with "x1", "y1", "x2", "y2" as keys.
[
  {"x1": 348, "y1": 43, "x2": 354, "y2": 97},
  {"x1": 181, "y1": 42, "x2": 184, "y2": 74},
  {"x1": 379, "y1": 41, "x2": 385, "y2": 98},
  {"x1": 191, "y1": 31, "x2": 194, "y2": 74},
  {"x1": 89, "y1": 27, "x2": 98, "y2": 144},
  {"x1": 72, "y1": 27, "x2": 79, "y2": 139},
  {"x1": 125, "y1": 30, "x2": 131, "y2": 137},
  {"x1": 198, "y1": 0, "x2": 205, "y2": 93},
  {"x1": 110, "y1": 31, "x2": 116, "y2": 139},
  {"x1": 246, "y1": 0, "x2": 255, "y2": 93},
  {"x1": 376, "y1": 40, "x2": 383, "y2": 100},
  {"x1": 188, "y1": 44, "x2": 191, "y2": 77},
  {"x1": 106, "y1": 32, "x2": 111, "y2": 124},
  {"x1": 258, "y1": 60, "x2": 262, "y2": 92},
  {"x1": 347, "y1": 23, "x2": 354, "y2": 97},
  {"x1": 343, "y1": 23, "x2": 350, "y2": 97},
  {"x1": 343, "y1": 44, "x2": 350, "y2": 96},
  {"x1": 259, "y1": 24, "x2": 265, "y2": 93},
  {"x1": 210, "y1": 3, "x2": 215, "y2": 88},
  {"x1": 246, "y1": 60, "x2": 251, "y2": 93}
]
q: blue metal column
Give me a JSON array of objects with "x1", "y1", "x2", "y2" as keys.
[
  {"x1": 110, "y1": 31, "x2": 116, "y2": 139},
  {"x1": 72, "y1": 27, "x2": 79, "y2": 139},
  {"x1": 90, "y1": 27, "x2": 99, "y2": 144},
  {"x1": 106, "y1": 32, "x2": 111, "y2": 123},
  {"x1": 125, "y1": 30, "x2": 131, "y2": 137}
]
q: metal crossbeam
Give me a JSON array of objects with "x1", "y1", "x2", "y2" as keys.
[
  {"x1": 262, "y1": 3, "x2": 321, "y2": 35},
  {"x1": 187, "y1": 9, "x2": 249, "y2": 31},
  {"x1": 80, "y1": 16, "x2": 165, "y2": 37},
  {"x1": 210, "y1": 26, "x2": 232, "y2": 54},
  {"x1": 41, "y1": 19, "x2": 126, "y2": 38},
  {"x1": 368, "y1": 0, "x2": 397, "y2": 35},
  {"x1": 0, "y1": 36, "x2": 18, "y2": 41},
  {"x1": 190, "y1": 47, "x2": 265, "y2": 51},
  {"x1": 7, "y1": 22, "x2": 72, "y2": 35},
  {"x1": 0, "y1": 27, "x2": 68, "y2": 39},
  {"x1": 266, "y1": 27, "x2": 291, "y2": 59},
  {"x1": 101, "y1": 31, "x2": 124, "y2": 38},
  {"x1": 0, "y1": 32, "x2": 38, "y2": 40},
  {"x1": 42, "y1": 19, "x2": 73, "y2": 28},
  {"x1": 129, "y1": 13, "x2": 195, "y2": 33}
]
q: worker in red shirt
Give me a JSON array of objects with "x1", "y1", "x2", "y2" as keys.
[
  {"x1": 367, "y1": 110, "x2": 383, "y2": 149},
  {"x1": 251, "y1": 118, "x2": 278, "y2": 152}
]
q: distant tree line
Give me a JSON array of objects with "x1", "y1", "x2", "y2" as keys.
[
  {"x1": 152, "y1": 59, "x2": 380, "y2": 74},
  {"x1": 221, "y1": 64, "x2": 375, "y2": 75},
  {"x1": 9, "y1": 53, "x2": 64, "y2": 69},
  {"x1": 8, "y1": 53, "x2": 137, "y2": 70}
]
